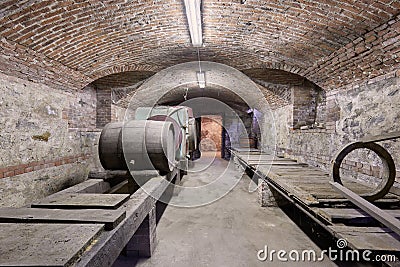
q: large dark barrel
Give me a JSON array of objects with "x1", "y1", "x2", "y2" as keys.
[{"x1": 99, "y1": 120, "x2": 176, "y2": 173}]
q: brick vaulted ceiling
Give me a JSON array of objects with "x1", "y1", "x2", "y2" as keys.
[{"x1": 0, "y1": 0, "x2": 399, "y2": 91}]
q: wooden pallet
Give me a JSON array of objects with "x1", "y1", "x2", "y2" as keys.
[
  {"x1": 233, "y1": 151, "x2": 400, "y2": 207},
  {"x1": 233, "y1": 151, "x2": 400, "y2": 256}
]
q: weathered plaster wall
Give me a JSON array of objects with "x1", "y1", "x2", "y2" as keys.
[
  {"x1": 0, "y1": 73, "x2": 98, "y2": 207},
  {"x1": 264, "y1": 73, "x2": 400, "y2": 184}
]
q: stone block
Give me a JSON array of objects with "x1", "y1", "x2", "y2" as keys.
[
  {"x1": 258, "y1": 178, "x2": 279, "y2": 207},
  {"x1": 126, "y1": 205, "x2": 157, "y2": 257}
]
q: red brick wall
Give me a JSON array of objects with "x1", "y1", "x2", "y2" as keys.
[
  {"x1": 0, "y1": 154, "x2": 91, "y2": 179},
  {"x1": 201, "y1": 116, "x2": 223, "y2": 152},
  {"x1": 0, "y1": 1, "x2": 398, "y2": 95},
  {"x1": 96, "y1": 88, "x2": 112, "y2": 128}
]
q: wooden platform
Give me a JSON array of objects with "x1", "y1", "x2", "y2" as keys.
[
  {"x1": 31, "y1": 193, "x2": 130, "y2": 209},
  {"x1": 0, "y1": 207, "x2": 126, "y2": 230},
  {"x1": 232, "y1": 150, "x2": 400, "y2": 255},
  {"x1": 0, "y1": 168, "x2": 176, "y2": 267},
  {"x1": 233, "y1": 151, "x2": 400, "y2": 207},
  {"x1": 0, "y1": 223, "x2": 103, "y2": 266}
]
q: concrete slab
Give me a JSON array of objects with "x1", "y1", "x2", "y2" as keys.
[{"x1": 0, "y1": 223, "x2": 103, "y2": 266}]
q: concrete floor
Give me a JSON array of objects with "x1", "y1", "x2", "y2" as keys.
[{"x1": 115, "y1": 152, "x2": 338, "y2": 267}]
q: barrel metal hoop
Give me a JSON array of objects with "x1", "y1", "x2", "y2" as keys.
[{"x1": 332, "y1": 141, "x2": 396, "y2": 201}]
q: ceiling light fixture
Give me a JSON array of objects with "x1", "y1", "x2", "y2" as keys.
[
  {"x1": 197, "y1": 71, "x2": 205, "y2": 88},
  {"x1": 184, "y1": 0, "x2": 203, "y2": 47},
  {"x1": 196, "y1": 48, "x2": 205, "y2": 88}
]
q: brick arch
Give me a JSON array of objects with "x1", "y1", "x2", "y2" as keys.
[
  {"x1": 242, "y1": 68, "x2": 327, "y2": 129},
  {"x1": 89, "y1": 70, "x2": 155, "y2": 128},
  {"x1": 0, "y1": 0, "x2": 398, "y2": 93},
  {"x1": 89, "y1": 65, "x2": 159, "y2": 83}
]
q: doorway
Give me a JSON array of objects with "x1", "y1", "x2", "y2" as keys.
[{"x1": 200, "y1": 115, "x2": 223, "y2": 158}]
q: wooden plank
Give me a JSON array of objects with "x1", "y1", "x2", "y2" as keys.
[
  {"x1": 247, "y1": 159, "x2": 297, "y2": 163},
  {"x1": 317, "y1": 198, "x2": 400, "y2": 205},
  {"x1": 329, "y1": 226, "x2": 400, "y2": 252},
  {"x1": 230, "y1": 147, "x2": 261, "y2": 151},
  {"x1": 242, "y1": 156, "x2": 293, "y2": 160},
  {"x1": 253, "y1": 158, "x2": 399, "y2": 207},
  {"x1": 361, "y1": 131, "x2": 400, "y2": 143},
  {"x1": 270, "y1": 165, "x2": 311, "y2": 170},
  {"x1": 272, "y1": 172, "x2": 329, "y2": 177},
  {"x1": 389, "y1": 186, "x2": 400, "y2": 197},
  {"x1": 256, "y1": 171, "x2": 320, "y2": 205},
  {"x1": 51, "y1": 179, "x2": 111, "y2": 196},
  {"x1": 31, "y1": 193, "x2": 130, "y2": 210},
  {"x1": 0, "y1": 207, "x2": 126, "y2": 230},
  {"x1": 252, "y1": 163, "x2": 309, "y2": 168},
  {"x1": 330, "y1": 182, "x2": 400, "y2": 237},
  {"x1": 317, "y1": 208, "x2": 400, "y2": 223},
  {"x1": 240, "y1": 156, "x2": 288, "y2": 161},
  {"x1": 88, "y1": 170, "x2": 130, "y2": 180},
  {"x1": 0, "y1": 223, "x2": 103, "y2": 266}
]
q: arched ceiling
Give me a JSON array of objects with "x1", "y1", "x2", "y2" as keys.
[
  {"x1": 95, "y1": 68, "x2": 299, "y2": 109},
  {"x1": 0, "y1": 0, "x2": 399, "y2": 90}
]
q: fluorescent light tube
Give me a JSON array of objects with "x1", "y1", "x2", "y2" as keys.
[
  {"x1": 197, "y1": 71, "x2": 205, "y2": 88},
  {"x1": 184, "y1": 0, "x2": 203, "y2": 47}
]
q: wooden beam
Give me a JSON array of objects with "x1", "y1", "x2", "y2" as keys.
[
  {"x1": 88, "y1": 170, "x2": 130, "y2": 180},
  {"x1": 51, "y1": 179, "x2": 111, "y2": 197},
  {"x1": 330, "y1": 181, "x2": 400, "y2": 237},
  {"x1": 361, "y1": 131, "x2": 400, "y2": 143},
  {"x1": 31, "y1": 193, "x2": 130, "y2": 210},
  {"x1": 0, "y1": 208, "x2": 126, "y2": 231},
  {"x1": 328, "y1": 225, "x2": 400, "y2": 252},
  {"x1": 316, "y1": 207, "x2": 400, "y2": 224}
]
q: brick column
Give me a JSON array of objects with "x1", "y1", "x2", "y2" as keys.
[
  {"x1": 125, "y1": 205, "x2": 157, "y2": 257},
  {"x1": 292, "y1": 85, "x2": 318, "y2": 129},
  {"x1": 96, "y1": 88, "x2": 112, "y2": 128}
]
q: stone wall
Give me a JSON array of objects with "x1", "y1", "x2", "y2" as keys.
[
  {"x1": 264, "y1": 71, "x2": 400, "y2": 184},
  {"x1": 292, "y1": 84, "x2": 325, "y2": 129},
  {"x1": 0, "y1": 72, "x2": 99, "y2": 207}
]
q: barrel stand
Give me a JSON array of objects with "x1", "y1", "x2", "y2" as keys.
[{"x1": 122, "y1": 205, "x2": 157, "y2": 257}]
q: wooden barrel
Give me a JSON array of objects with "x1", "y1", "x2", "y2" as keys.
[
  {"x1": 148, "y1": 115, "x2": 182, "y2": 150},
  {"x1": 99, "y1": 120, "x2": 176, "y2": 172},
  {"x1": 188, "y1": 118, "x2": 198, "y2": 151}
]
